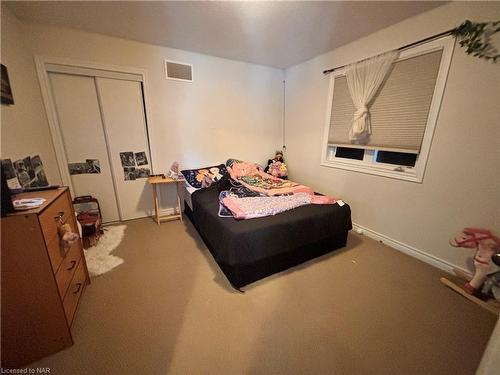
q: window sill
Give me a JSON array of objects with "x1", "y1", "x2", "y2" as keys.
[{"x1": 320, "y1": 159, "x2": 423, "y2": 183}]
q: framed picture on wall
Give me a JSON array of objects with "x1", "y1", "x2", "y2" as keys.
[{"x1": 1, "y1": 64, "x2": 14, "y2": 105}]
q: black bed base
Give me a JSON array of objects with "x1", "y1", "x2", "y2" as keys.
[{"x1": 184, "y1": 203, "x2": 348, "y2": 289}]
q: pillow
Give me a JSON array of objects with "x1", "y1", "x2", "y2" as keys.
[{"x1": 181, "y1": 164, "x2": 228, "y2": 189}]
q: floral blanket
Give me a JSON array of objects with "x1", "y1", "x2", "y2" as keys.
[
  {"x1": 220, "y1": 161, "x2": 336, "y2": 219},
  {"x1": 228, "y1": 161, "x2": 313, "y2": 196}
]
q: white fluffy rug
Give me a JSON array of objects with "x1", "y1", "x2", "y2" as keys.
[{"x1": 84, "y1": 225, "x2": 126, "y2": 277}]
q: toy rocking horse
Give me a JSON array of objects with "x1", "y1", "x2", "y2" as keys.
[
  {"x1": 441, "y1": 228, "x2": 500, "y2": 315},
  {"x1": 450, "y1": 227, "x2": 500, "y2": 294}
]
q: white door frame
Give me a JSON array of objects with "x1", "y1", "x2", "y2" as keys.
[{"x1": 34, "y1": 55, "x2": 156, "y2": 198}]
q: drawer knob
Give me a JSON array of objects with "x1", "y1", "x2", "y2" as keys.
[
  {"x1": 66, "y1": 260, "x2": 77, "y2": 271},
  {"x1": 73, "y1": 282, "x2": 82, "y2": 294},
  {"x1": 54, "y1": 211, "x2": 66, "y2": 224}
]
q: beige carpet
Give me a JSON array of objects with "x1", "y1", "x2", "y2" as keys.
[{"x1": 27, "y1": 218, "x2": 496, "y2": 375}]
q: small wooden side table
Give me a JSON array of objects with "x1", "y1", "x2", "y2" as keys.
[{"x1": 147, "y1": 176, "x2": 184, "y2": 225}]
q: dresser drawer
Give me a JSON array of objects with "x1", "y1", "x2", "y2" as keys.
[
  {"x1": 46, "y1": 236, "x2": 65, "y2": 272},
  {"x1": 62, "y1": 259, "x2": 86, "y2": 326},
  {"x1": 55, "y1": 242, "x2": 83, "y2": 299},
  {"x1": 39, "y1": 191, "x2": 76, "y2": 244}
]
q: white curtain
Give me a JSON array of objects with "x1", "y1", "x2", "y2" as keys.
[{"x1": 346, "y1": 50, "x2": 399, "y2": 142}]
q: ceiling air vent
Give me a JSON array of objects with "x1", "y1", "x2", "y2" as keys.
[{"x1": 164, "y1": 60, "x2": 193, "y2": 82}]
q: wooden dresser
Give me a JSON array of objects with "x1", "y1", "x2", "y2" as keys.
[{"x1": 1, "y1": 187, "x2": 90, "y2": 367}]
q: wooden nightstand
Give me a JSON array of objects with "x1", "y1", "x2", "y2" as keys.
[{"x1": 147, "y1": 176, "x2": 184, "y2": 224}]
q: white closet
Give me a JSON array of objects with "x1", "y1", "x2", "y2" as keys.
[{"x1": 48, "y1": 69, "x2": 153, "y2": 222}]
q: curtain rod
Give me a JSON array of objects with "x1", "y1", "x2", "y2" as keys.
[{"x1": 322, "y1": 28, "x2": 456, "y2": 75}]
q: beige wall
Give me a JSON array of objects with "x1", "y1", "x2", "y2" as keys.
[
  {"x1": 1, "y1": 5, "x2": 62, "y2": 184},
  {"x1": 1, "y1": 5, "x2": 283, "y2": 208},
  {"x1": 24, "y1": 21, "x2": 284, "y2": 171},
  {"x1": 284, "y1": 1, "x2": 500, "y2": 271},
  {"x1": 1, "y1": 5, "x2": 283, "y2": 189}
]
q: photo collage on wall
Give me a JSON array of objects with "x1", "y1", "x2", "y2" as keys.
[
  {"x1": 68, "y1": 159, "x2": 101, "y2": 175},
  {"x1": 1, "y1": 155, "x2": 49, "y2": 190},
  {"x1": 120, "y1": 151, "x2": 150, "y2": 181}
]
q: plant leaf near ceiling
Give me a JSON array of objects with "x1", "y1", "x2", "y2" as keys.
[{"x1": 453, "y1": 20, "x2": 500, "y2": 63}]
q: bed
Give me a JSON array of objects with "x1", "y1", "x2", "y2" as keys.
[
  {"x1": 182, "y1": 184, "x2": 197, "y2": 211},
  {"x1": 183, "y1": 177, "x2": 352, "y2": 289}
]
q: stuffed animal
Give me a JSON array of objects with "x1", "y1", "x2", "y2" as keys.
[
  {"x1": 265, "y1": 150, "x2": 288, "y2": 178},
  {"x1": 58, "y1": 223, "x2": 80, "y2": 250},
  {"x1": 167, "y1": 161, "x2": 180, "y2": 179},
  {"x1": 450, "y1": 227, "x2": 500, "y2": 295}
]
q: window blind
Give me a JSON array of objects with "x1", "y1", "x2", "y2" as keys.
[{"x1": 328, "y1": 50, "x2": 443, "y2": 153}]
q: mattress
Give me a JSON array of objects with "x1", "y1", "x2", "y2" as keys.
[
  {"x1": 182, "y1": 184, "x2": 197, "y2": 210},
  {"x1": 188, "y1": 177, "x2": 352, "y2": 288}
]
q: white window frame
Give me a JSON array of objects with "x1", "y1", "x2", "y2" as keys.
[{"x1": 320, "y1": 36, "x2": 455, "y2": 183}]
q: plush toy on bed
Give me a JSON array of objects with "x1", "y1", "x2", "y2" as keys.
[
  {"x1": 450, "y1": 227, "x2": 500, "y2": 296},
  {"x1": 264, "y1": 150, "x2": 288, "y2": 179}
]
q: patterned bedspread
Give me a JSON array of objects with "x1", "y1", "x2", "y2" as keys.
[
  {"x1": 228, "y1": 161, "x2": 313, "y2": 196},
  {"x1": 220, "y1": 161, "x2": 336, "y2": 219}
]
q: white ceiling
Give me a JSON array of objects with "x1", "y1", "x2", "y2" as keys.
[{"x1": 6, "y1": 1, "x2": 445, "y2": 69}]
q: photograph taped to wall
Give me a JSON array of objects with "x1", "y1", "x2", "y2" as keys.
[
  {"x1": 68, "y1": 162, "x2": 90, "y2": 175},
  {"x1": 86, "y1": 159, "x2": 101, "y2": 174},
  {"x1": 1, "y1": 159, "x2": 22, "y2": 190},
  {"x1": 31, "y1": 155, "x2": 49, "y2": 186},
  {"x1": 124, "y1": 167, "x2": 136, "y2": 180},
  {"x1": 13, "y1": 159, "x2": 31, "y2": 188},
  {"x1": 1, "y1": 159, "x2": 16, "y2": 180},
  {"x1": 22, "y1": 156, "x2": 35, "y2": 182},
  {"x1": 9, "y1": 156, "x2": 48, "y2": 188},
  {"x1": 68, "y1": 159, "x2": 101, "y2": 175},
  {"x1": 1, "y1": 64, "x2": 14, "y2": 105},
  {"x1": 120, "y1": 152, "x2": 135, "y2": 167},
  {"x1": 134, "y1": 152, "x2": 148, "y2": 166},
  {"x1": 135, "y1": 168, "x2": 150, "y2": 179}
]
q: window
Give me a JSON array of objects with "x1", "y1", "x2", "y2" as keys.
[
  {"x1": 375, "y1": 151, "x2": 417, "y2": 167},
  {"x1": 335, "y1": 147, "x2": 365, "y2": 160},
  {"x1": 321, "y1": 36, "x2": 455, "y2": 182}
]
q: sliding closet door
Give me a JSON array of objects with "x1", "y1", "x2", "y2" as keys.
[
  {"x1": 95, "y1": 78, "x2": 153, "y2": 220},
  {"x1": 48, "y1": 73, "x2": 120, "y2": 223}
]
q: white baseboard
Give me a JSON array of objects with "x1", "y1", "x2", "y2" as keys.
[{"x1": 352, "y1": 222, "x2": 467, "y2": 275}]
